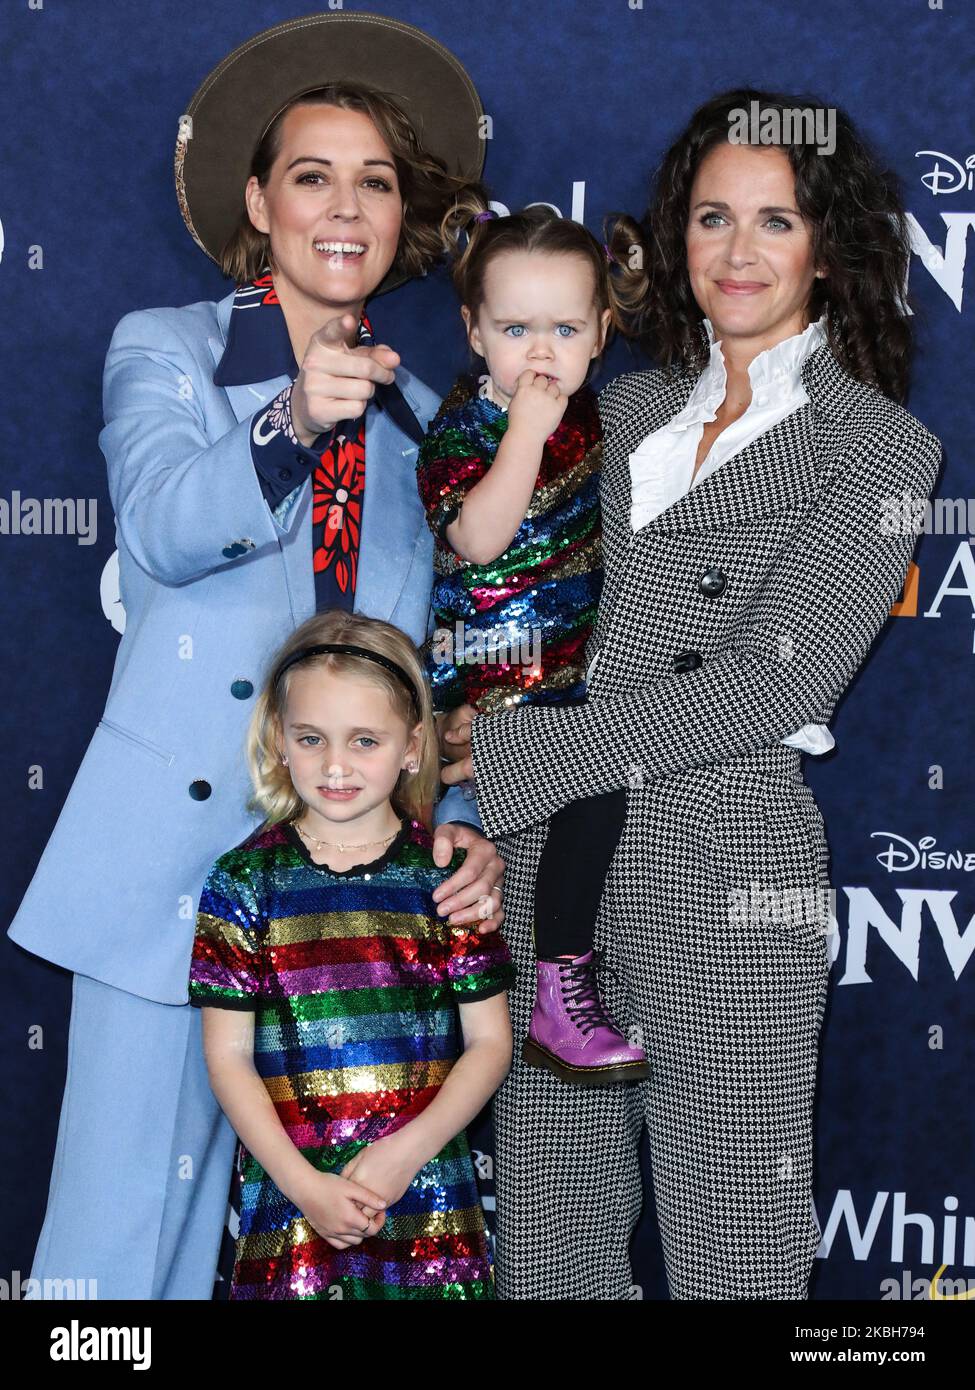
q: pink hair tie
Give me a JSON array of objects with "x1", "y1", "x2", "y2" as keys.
[
  {"x1": 602, "y1": 242, "x2": 614, "y2": 264},
  {"x1": 474, "y1": 210, "x2": 498, "y2": 223}
]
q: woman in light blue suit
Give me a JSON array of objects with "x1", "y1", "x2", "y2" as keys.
[{"x1": 9, "y1": 15, "x2": 506, "y2": 1299}]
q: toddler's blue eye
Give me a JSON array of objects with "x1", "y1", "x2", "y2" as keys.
[
  {"x1": 556, "y1": 325, "x2": 577, "y2": 338},
  {"x1": 504, "y1": 325, "x2": 526, "y2": 337}
]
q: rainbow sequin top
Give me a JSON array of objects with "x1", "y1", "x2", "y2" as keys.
[
  {"x1": 416, "y1": 375, "x2": 604, "y2": 715},
  {"x1": 188, "y1": 813, "x2": 515, "y2": 1300}
]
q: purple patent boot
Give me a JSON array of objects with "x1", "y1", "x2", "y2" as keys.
[{"x1": 522, "y1": 947, "x2": 651, "y2": 1086}]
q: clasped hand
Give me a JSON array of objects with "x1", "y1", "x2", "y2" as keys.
[{"x1": 297, "y1": 1132, "x2": 420, "y2": 1250}]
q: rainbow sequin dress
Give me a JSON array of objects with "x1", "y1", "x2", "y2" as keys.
[
  {"x1": 416, "y1": 376, "x2": 604, "y2": 715},
  {"x1": 189, "y1": 814, "x2": 515, "y2": 1299}
]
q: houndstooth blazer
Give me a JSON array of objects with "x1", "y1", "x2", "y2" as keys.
[{"x1": 469, "y1": 332, "x2": 943, "y2": 836}]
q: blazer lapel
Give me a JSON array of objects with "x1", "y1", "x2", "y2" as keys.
[
  {"x1": 218, "y1": 376, "x2": 294, "y2": 425},
  {"x1": 206, "y1": 288, "x2": 422, "y2": 624},
  {"x1": 354, "y1": 402, "x2": 425, "y2": 620},
  {"x1": 374, "y1": 379, "x2": 426, "y2": 447},
  {"x1": 603, "y1": 341, "x2": 854, "y2": 538},
  {"x1": 601, "y1": 364, "x2": 697, "y2": 524},
  {"x1": 207, "y1": 292, "x2": 292, "y2": 424}
]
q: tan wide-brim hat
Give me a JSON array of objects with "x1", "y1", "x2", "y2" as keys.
[{"x1": 174, "y1": 11, "x2": 485, "y2": 294}]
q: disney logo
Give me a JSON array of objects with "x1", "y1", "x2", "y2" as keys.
[
  {"x1": 916, "y1": 150, "x2": 975, "y2": 196},
  {"x1": 871, "y1": 832, "x2": 975, "y2": 872}
]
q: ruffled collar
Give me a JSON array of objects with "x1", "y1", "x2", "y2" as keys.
[{"x1": 663, "y1": 313, "x2": 828, "y2": 433}]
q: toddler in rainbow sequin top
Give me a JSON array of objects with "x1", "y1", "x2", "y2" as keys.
[
  {"x1": 188, "y1": 610, "x2": 515, "y2": 1299},
  {"x1": 416, "y1": 203, "x2": 650, "y2": 1087}
]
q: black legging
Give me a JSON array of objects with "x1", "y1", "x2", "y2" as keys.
[{"x1": 531, "y1": 787, "x2": 628, "y2": 958}]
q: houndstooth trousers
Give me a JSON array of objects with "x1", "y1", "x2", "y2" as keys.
[
  {"x1": 491, "y1": 746, "x2": 832, "y2": 1301},
  {"x1": 473, "y1": 338, "x2": 942, "y2": 1300}
]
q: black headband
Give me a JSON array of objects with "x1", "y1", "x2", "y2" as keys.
[{"x1": 272, "y1": 643, "x2": 421, "y2": 713}]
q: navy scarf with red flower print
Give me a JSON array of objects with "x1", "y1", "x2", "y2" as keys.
[
  {"x1": 311, "y1": 400, "x2": 365, "y2": 602},
  {"x1": 216, "y1": 272, "x2": 370, "y2": 612}
]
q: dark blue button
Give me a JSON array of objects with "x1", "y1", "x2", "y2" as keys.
[
  {"x1": 672, "y1": 650, "x2": 703, "y2": 673},
  {"x1": 699, "y1": 567, "x2": 727, "y2": 598},
  {"x1": 277, "y1": 468, "x2": 292, "y2": 481},
  {"x1": 222, "y1": 543, "x2": 244, "y2": 559},
  {"x1": 189, "y1": 779, "x2": 212, "y2": 800},
  {"x1": 231, "y1": 679, "x2": 254, "y2": 700}
]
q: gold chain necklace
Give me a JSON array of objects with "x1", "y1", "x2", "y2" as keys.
[{"x1": 294, "y1": 819, "x2": 400, "y2": 854}]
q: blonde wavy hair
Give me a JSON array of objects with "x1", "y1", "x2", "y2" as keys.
[{"x1": 245, "y1": 610, "x2": 441, "y2": 831}]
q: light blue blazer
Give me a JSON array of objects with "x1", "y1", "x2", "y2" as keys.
[{"x1": 8, "y1": 286, "x2": 482, "y2": 1005}]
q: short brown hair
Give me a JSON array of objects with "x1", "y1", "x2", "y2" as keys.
[{"x1": 220, "y1": 81, "x2": 486, "y2": 287}]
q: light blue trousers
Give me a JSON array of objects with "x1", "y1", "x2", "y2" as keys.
[{"x1": 27, "y1": 973, "x2": 237, "y2": 1300}]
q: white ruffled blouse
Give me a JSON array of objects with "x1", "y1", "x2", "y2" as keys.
[{"x1": 588, "y1": 313, "x2": 835, "y2": 757}]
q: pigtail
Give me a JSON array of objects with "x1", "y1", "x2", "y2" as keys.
[
  {"x1": 439, "y1": 189, "x2": 493, "y2": 255},
  {"x1": 603, "y1": 212, "x2": 652, "y2": 336},
  {"x1": 440, "y1": 190, "x2": 504, "y2": 304}
]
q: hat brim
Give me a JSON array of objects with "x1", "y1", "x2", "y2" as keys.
[{"x1": 174, "y1": 11, "x2": 485, "y2": 295}]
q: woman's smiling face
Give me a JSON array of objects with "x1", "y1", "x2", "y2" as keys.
[
  {"x1": 245, "y1": 103, "x2": 404, "y2": 319},
  {"x1": 685, "y1": 141, "x2": 825, "y2": 353}
]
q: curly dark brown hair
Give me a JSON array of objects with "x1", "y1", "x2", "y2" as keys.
[
  {"x1": 219, "y1": 81, "x2": 486, "y2": 291},
  {"x1": 605, "y1": 87, "x2": 920, "y2": 403}
]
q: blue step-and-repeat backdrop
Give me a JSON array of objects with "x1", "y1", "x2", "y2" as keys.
[{"x1": 1, "y1": 0, "x2": 972, "y2": 1303}]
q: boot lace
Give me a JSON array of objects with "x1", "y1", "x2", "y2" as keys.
[{"x1": 559, "y1": 947, "x2": 621, "y2": 1037}]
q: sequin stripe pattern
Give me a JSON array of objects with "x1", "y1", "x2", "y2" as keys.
[
  {"x1": 431, "y1": 468, "x2": 602, "y2": 583},
  {"x1": 188, "y1": 817, "x2": 516, "y2": 1299},
  {"x1": 191, "y1": 858, "x2": 265, "y2": 1003},
  {"x1": 416, "y1": 377, "x2": 605, "y2": 715},
  {"x1": 427, "y1": 623, "x2": 597, "y2": 715},
  {"x1": 233, "y1": 1134, "x2": 493, "y2": 1299},
  {"x1": 417, "y1": 378, "x2": 604, "y2": 534}
]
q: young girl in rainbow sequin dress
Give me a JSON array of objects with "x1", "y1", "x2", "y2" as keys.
[
  {"x1": 188, "y1": 610, "x2": 515, "y2": 1300},
  {"x1": 417, "y1": 203, "x2": 649, "y2": 1087}
]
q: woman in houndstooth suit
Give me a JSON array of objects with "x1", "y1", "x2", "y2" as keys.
[{"x1": 442, "y1": 88, "x2": 944, "y2": 1299}]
